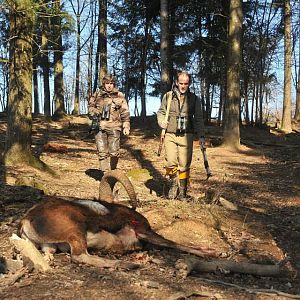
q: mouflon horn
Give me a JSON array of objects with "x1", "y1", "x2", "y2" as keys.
[{"x1": 99, "y1": 170, "x2": 138, "y2": 209}]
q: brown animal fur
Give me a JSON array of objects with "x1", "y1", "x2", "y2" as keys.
[{"x1": 18, "y1": 171, "x2": 216, "y2": 269}]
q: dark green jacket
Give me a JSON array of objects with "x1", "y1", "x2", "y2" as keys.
[{"x1": 157, "y1": 88, "x2": 205, "y2": 137}]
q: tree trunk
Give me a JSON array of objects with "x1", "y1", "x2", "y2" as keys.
[
  {"x1": 72, "y1": 13, "x2": 81, "y2": 115},
  {"x1": 294, "y1": 3, "x2": 300, "y2": 121},
  {"x1": 251, "y1": 83, "x2": 255, "y2": 125},
  {"x1": 0, "y1": 62, "x2": 9, "y2": 111},
  {"x1": 205, "y1": 80, "x2": 211, "y2": 124},
  {"x1": 281, "y1": 0, "x2": 292, "y2": 132},
  {"x1": 41, "y1": 21, "x2": 51, "y2": 116},
  {"x1": 5, "y1": 1, "x2": 34, "y2": 165},
  {"x1": 295, "y1": 65, "x2": 300, "y2": 121},
  {"x1": 39, "y1": 0, "x2": 51, "y2": 116},
  {"x1": 124, "y1": 41, "x2": 129, "y2": 100},
  {"x1": 255, "y1": 81, "x2": 259, "y2": 124},
  {"x1": 32, "y1": 61, "x2": 39, "y2": 115},
  {"x1": 169, "y1": 2, "x2": 175, "y2": 82},
  {"x1": 160, "y1": 0, "x2": 171, "y2": 99},
  {"x1": 93, "y1": 5, "x2": 100, "y2": 92},
  {"x1": 99, "y1": 0, "x2": 107, "y2": 86},
  {"x1": 87, "y1": 1, "x2": 96, "y2": 99},
  {"x1": 52, "y1": 0, "x2": 65, "y2": 119},
  {"x1": 222, "y1": 0, "x2": 242, "y2": 149},
  {"x1": 218, "y1": 80, "x2": 225, "y2": 126},
  {"x1": 140, "y1": 21, "x2": 150, "y2": 118},
  {"x1": 259, "y1": 82, "x2": 264, "y2": 126},
  {"x1": 32, "y1": 32, "x2": 39, "y2": 115},
  {"x1": 243, "y1": 76, "x2": 250, "y2": 125}
]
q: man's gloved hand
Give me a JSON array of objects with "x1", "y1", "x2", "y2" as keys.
[
  {"x1": 160, "y1": 120, "x2": 169, "y2": 129},
  {"x1": 123, "y1": 128, "x2": 130, "y2": 136},
  {"x1": 88, "y1": 112, "x2": 98, "y2": 120},
  {"x1": 199, "y1": 136, "x2": 205, "y2": 146}
]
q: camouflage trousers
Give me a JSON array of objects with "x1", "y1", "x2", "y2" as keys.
[{"x1": 95, "y1": 129, "x2": 120, "y2": 171}]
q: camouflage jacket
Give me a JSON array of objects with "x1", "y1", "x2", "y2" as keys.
[
  {"x1": 88, "y1": 87, "x2": 130, "y2": 131},
  {"x1": 157, "y1": 88, "x2": 205, "y2": 137}
]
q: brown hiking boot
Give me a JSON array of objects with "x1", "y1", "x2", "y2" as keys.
[
  {"x1": 99, "y1": 157, "x2": 111, "y2": 172},
  {"x1": 110, "y1": 156, "x2": 119, "y2": 170}
]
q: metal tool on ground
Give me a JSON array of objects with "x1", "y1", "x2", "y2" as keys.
[{"x1": 200, "y1": 138, "x2": 212, "y2": 179}]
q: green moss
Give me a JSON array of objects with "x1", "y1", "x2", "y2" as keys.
[
  {"x1": 15, "y1": 177, "x2": 49, "y2": 195},
  {"x1": 5, "y1": 148, "x2": 56, "y2": 176},
  {"x1": 127, "y1": 168, "x2": 152, "y2": 181}
]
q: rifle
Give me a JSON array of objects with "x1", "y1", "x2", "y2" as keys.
[
  {"x1": 157, "y1": 91, "x2": 172, "y2": 156},
  {"x1": 200, "y1": 138, "x2": 212, "y2": 179}
]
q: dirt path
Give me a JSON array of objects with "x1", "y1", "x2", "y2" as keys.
[{"x1": 0, "y1": 116, "x2": 300, "y2": 299}]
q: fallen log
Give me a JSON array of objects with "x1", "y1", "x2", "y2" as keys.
[
  {"x1": 175, "y1": 257, "x2": 285, "y2": 278},
  {"x1": 9, "y1": 234, "x2": 51, "y2": 272}
]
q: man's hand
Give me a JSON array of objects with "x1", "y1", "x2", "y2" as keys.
[
  {"x1": 160, "y1": 120, "x2": 169, "y2": 129},
  {"x1": 123, "y1": 128, "x2": 130, "y2": 136},
  {"x1": 88, "y1": 111, "x2": 99, "y2": 120},
  {"x1": 199, "y1": 136, "x2": 205, "y2": 146}
]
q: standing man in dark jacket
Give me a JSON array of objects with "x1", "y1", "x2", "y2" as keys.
[
  {"x1": 157, "y1": 71, "x2": 205, "y2": 200},
  {"x1": 88, "y1": 74, "x2": 130, "y2": 172}
]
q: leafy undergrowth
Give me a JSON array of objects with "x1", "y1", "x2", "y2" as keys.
[{"x1": 0, "y1": 115, "x2": 300, "y2": 299}]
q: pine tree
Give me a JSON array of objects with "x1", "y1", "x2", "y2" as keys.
[
  {"x1": 5, "y1": 0, "x2": 40, "y2": 166},
  {"x1": 281, "y1": 0, "x2": 292, "y2": 132},
  {"x1": 223, "y1": 0, "x2": 242, "y2": 149}
]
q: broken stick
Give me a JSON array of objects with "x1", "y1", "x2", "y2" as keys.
[{"x1": 176, "y1": 257, "x2": 285, "y2": 278}]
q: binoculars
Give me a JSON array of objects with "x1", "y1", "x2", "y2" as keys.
[
  {"x1": 101, "y1": 104, "x2": 111, "y2": 120},
  {"x1": 176, "y1": 115, "x2": 187, "y2": 132}
]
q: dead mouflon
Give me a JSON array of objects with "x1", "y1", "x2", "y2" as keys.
[{"x1": 18, "y1": 170, "x2": 216, "y2": 269}]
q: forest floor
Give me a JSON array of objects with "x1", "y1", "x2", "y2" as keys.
[{"x1": 0, "y1": 115, "x2": 300, "y2": 300}]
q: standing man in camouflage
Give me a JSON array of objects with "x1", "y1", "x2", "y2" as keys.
[
  {"x1": 88, "y1": 74, "x2": 130, "y2": 172},
  {"x1": 157, "y1": 71, "x2": 205, "y2": 200}
]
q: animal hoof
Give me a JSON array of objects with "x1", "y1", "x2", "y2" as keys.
[{"x1": 44, "y1": 252, "x2": 55, "y2": 263}]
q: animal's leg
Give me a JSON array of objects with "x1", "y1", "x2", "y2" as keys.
[
  {"x1": 87, "y1": 227, "x2": 141, "y2": 254},
  {"x1": 69, "y1": 231, "x2": 139, "y2": 269},
  {"x1": 87, "y1": 230, "x2": 125, "y2": 253},
  {"x1": 41, "y1": 243, "x2": 57, "y2": 262},
  {"x1": 72, "y1": 252, "x2": 138, "y2": 269},
  {"x1": 57, "y1": 243, "x2": 70, "y2": 253}
]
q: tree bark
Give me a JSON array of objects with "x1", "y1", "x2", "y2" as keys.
[
  {"x1": 87, "y1": 1, "x2": 97, "y2": 99},
  {"x1": 41, "y1": 21, "x2": 51, "y2": 116},
  {"x1": 40, "y1": 1, "x2": 51, "y2": 116},
  {"x1": 99, "y1": 0, "x2": 107, "y2": 86},
  {"x1": 281, "y1": 0, "x2": 292, "y2": 132},
  {"x1": 294, "y1": 3, "x2": 300, "y2": 121},
  {"x1": 140, "y1": 21, "x2": 151, "y2": 118},
  {"x1": 52, "y1": 0, "x2": 65, "y2": 119},
  {"x1": 168, "y1": 2, "x2": 175, "y2": 82},
  {"x1": 32, "y1": 47, "x2": 39, "y2": 115},
  {"x1": 72, "y1": 12, "x2": 81, "y2": 115},
  {"x1": 222, "y1": 0, "x2": 242, "y2": 149},
  {"x1": 295, "y1": 64, "x2": 300, "y2": 121},
  {"x1": 5, "y1": 1, "x2": 34, "y2": 165}
]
